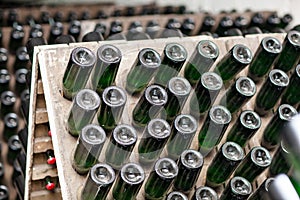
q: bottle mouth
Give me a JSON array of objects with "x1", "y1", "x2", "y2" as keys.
[
  {"x1": 0, "y1": 70, "x2": 10, "y2": 83},
  {"x1": 76, "y1": 89, "x2": 101, "y2": 111},
  {"x1": 269, "y1": 69, "x2": 289, "y2": 87},
  {"x1": 139, "y1": 48, "x2": 161, "y2": 68},
  {"x1": 201, "y1": 72, "x2": 223, "y2": 91},
  {"x1": 145, "y1": 85, "x2": 168, "y2": 106},
  {"x1": 232, "y1": 44, "x2": 252, "y2": 64},
  {"x1": 262, "y1": 37, "x2": 282, "y2": 54},
  {"x1": 251, "y1": 146, "x2": 272, "y2": 167},
  {"x1": 278, "y1": 104, "x2": 298, "y2": 121},
  {"x1": 195, "y1": 186, "x2": 218, "y2": 200},
  {"x1": 0, "y1": 51, "x2": 8, "y2": 62},
  {"x1": 81, "y1": 124, "x2": 106, "y2": 144},
  {"x1": 113, "y1": 124, "x2": 137, "y2": 146},
  {"x1": 222, "y1": 142, "x2": 244, "y2": 161},
  {"x1": 236, "y1": 77, "x2": 256, "y2": 97},
  {"x1": 209, "y1": 105, "x2": 232, "y2": 125},
  {"x1": 91, "y1": 164, "x2": 115, "y2": 185},
  {"x1": 167, "y1": 191, "x2": 188, "y2": 200},
  {"x1": 165, "y1": 43, "x2": 187, "y2": 62},
  {"x1": 121, "y1": 163, "x2": 145, "y2": 185},
  {"x1": 197, "y1": 40, "x2": 219, "y2": 59},
  {"x1": 1, "y1": 91, "x2": 16, "y2": 105},
  {"x1": 174, "y1": 114, "x2": 197, "y2": 134},
  {"x1": 4, "y1": 113, "x2": 18, "y2": 128},
  {"x1": 148, "y1": 119, "x2": 171, "y2": 139},
  {"x1": 72, "y1": 47, "x2": 96, "y2": 67},
  {"x1": 231, "y1": 177, "x2": 252, "y2": 196},
  {"x1": 240, "y1": 110, "x2": 261, "y2": 129},
  {"x1": 98, "y1": 44, "x2": 122, "y2": 63},
  {"x1": 288, "y1": 30, "x2": 300, "y2": 47},
  {"x1": 155, "y1": 158, "x2": 178, "y2": 179},
  {"x1": 168, "y1": 77, "x2": 191, "y2": 96},
  {"x1": 16, "y1": 69, "x2": 28, "y2": 83},
  {"x1": 102, "y1": 86, "x2": 126, "y2": 107},
  {"x1": 264, "y1": 178, "x2": 275, "y2": 192},
  {"x1": 181, "y1": 149, "x2": 203, "y2": 169}
]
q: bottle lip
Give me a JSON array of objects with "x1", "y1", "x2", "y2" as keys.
[
  {"x1": 240, "y1": 110, "x2": 261, "y2": 129},
  {"x1": 195, "y1": 186, "x2": 218, "y2": 200},
  {"x1": 209, "y1": 105, "x2": 232, "y2": 125},
  {"x1": 75, "y1": 89, "x2": 101, "y2": 111},
  {"x1": 174, "y1": 114, "x2": 198, "y2": 134},
  {"x1": 268, "y1": 69, "x2": 289, "y2": 87},
  {"x1": 8, "y1": 135, "x2": 22, "y2": 150},
  {"x1": 230, "y1": 176, "x2": 252, "y2": 196},
  {"x1": 180, "y1": 149, "x2": 203, "y2": 169},
  {"x1": 91, "y1": 163, "x2": 116, "y2": 185},
  {"x1": 0, "y1": 185, "x2": 8, "y2": 197},
  {"x1": 222, "y1": 142, "x2": 244, "y2": 161},
  {"x1": 167, "y1": 191, "x2": 188, "y2": 200},
  {"x1": 232, "y1": 44, "x2": 252, "y2": 64},
  {"x1": 145, "y1": 85, "x2": 168, "y2": 106},
  {"x1": 235, "y1": 76, "x2": 256, "y2": 97},
  {"x1": 120, "y1": 163, "x2": 145, "y2": 185},
  {"x1": 97, "y1": 44, "x2": 122, "y2": 64},
  {"x1": 4, "y1": 113, "x2": 18, "y2": 128},
  {"x1": 264, "y1": 177, "x2": 275, "y2": 192},
  {"x1": 262, "y1": 37, "x2": 282, "y2": 54},
  {"x1": 250, "y1": 146, "x2": 272, "y2": 167},
  {"x1": 71, "y1": 47, "x2": 96, "y2": 68},
  {"x1": 197, "y1": 40, "x2": 219, "y2": 59},
  {"x1": 81, "y1": 124, "x2": 106, "y2": 145},
  {"x1": 102, "y1": 86, "x2": 127, "y2": 107},
  {"x1": 147, "y1": 118, "x2": 171, "y2": 139},
  {"x1": 154, "y1": 158, "x2": 178, "y2": 179},
  {"x1": 0, "y1": 70, "x2": 10, "y2": 83},
  {"x1": 278, "y1": 104, "x2": 298, "y2": 121},
  {"x1": 168, "y1": 77, "x2": 191, "y2": 96},
  {"x1": 138, "y1": 48, "x2": 161, "y2": 68},
  {"x1": 287, "y1": 30, "x2": 300, "y2": 47},
  {"x1": 296, "y1": 64, "x2": 300, "y2": 78},
  {"x1": 1, "y1": 91, "x2": 16, "y2": 105},
  {"x1": 113, "y1": 124, "x2": 137, "y2": 146},
  {"x1": 201, "y1": 72, "x2": 223, "y2": 91},
  {"x1": 164, "y1": 43, "x2": 187, "y2": 62},
  {"x1": 15, "y1": 68, "x2": 28, "y2": 83}
]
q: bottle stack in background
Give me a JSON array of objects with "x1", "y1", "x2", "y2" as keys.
[{"x1": 0, "y1": 2, "x2": 299, "y2": 200}]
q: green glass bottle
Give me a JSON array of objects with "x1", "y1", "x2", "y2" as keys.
[
  {"x1": 138, "y1": 119, "x2": 171, "y2": 164},
  {"x1": 166, "y1": 114, "x2": 198, "y2": 160},
  {"x1": 105, "y1": 124, "x2": 137, "y2": 170},
  {"x1": 220, "y1": 176, "x2": 252, "y2": 200},
  {"x1": 281, "y1": 64, "x2": 300, "y2": 106},
  {"x1": 173, "y1": 149, "x2": 204, "y2": 192},
  {"x1": 220, "y1": 76, "x2": 256, "y2": 113},
  {"x1": 214, "y1": 44, "x2": 252, "y2": 82},
  {"x1": 89, "y1": 44, "x2": 122, "y2": 93},
  {"x1": 132, "y1": 85, "x2": 168, "y2": 127},
  {"x1": 269, "y1": 141, "x2": 291, "y2": 176},
  {"x1": 112, "y1": 163, "x2": 145, "y2": 200},
  {"x1": 206, "y1": 142, "x2": 244, "y2": 187},
  {"x1": 144, "y1": 158, "x2": 178, "y2": 200},
  {"x1": 154, "y1": 43, "x2": 187, "y2": 86},
  {"x1": 254, "y1": 69, "x2": 289, "y2": 116},
  {"x1": 190, "y1": 72, "x2": 223, "y2": 117},
  {"x1": 261, "y1": 104, "x2": 297, "y2": 149},
  {"x1": 126, "y1": 48, "x2": 161, "y2": 95},
  {"x1": 234, "y1": 146, "x2": 272, "y2": 182},
  {"x1": 67, "y1": 89, "x2": 101, "y2": 136},
  {"x1": 72, "y1": 124, "x2": 106, "y2": 174},
  {"x1": 226, "y1": 110, "x2": 261, "y2": 147},
  {"x1": 97, "y1": 86, "x2": 126, "y2": 132},
  {"x1": 274, "y1": 30, "x2": 300, "y2": 72},
  {"x1": 269, "y1": 174, "x2": 299, "y2": 199},
  {"x1": 81, "y1": 163, "x2": 115, "y2": 200},
  {"x1": 248, "y1": 178, "x2": 274, "y2": 200},
  {"x1": 62, "y1": 47, "x2": 96, "y2": 100},
  {"x1": 248, "y1": 37, "x2": 282, "y2": 82},
  {"x1": 198, "y1": 105, "x2": 232, "y2": 156},
  {"x1": 164, "y1": 77, "x2": 191, "y2": 122},
  {"x1": 167, "y1": 191, "x2": 188, "y2": 200},
  {"x1": 184, "y1": 40, "x2": 219, "y2": 86},
  {"x1": 192, "y1": 186, "x2": 219, "y2": 200}
]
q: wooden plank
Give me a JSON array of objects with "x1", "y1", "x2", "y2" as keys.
[
  {"x1": 32, "y1": 164, "x2": 58, "y2": 181},
  {"x1": 37, "y1": 33, "x2": 286, "y2": 199},
  {"x1": 35, "y1": 108, "x2": 49, "y2": 124},
  {"x1": 37, "y1": 80, "x2": 44, "y2": 95},
  {"x1": 33, "y1": 137, "x2": 53, "y2": 153}
]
